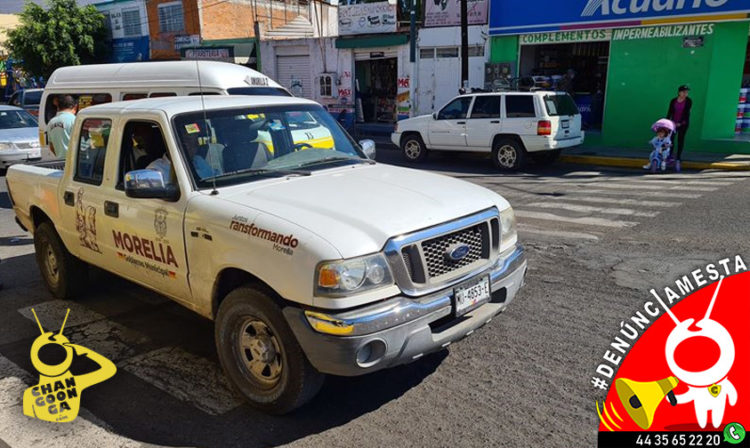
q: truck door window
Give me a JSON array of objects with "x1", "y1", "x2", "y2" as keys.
[
  {"x1": 117, "y1": 121, "x2": 171, "y2": 190},
  {"x1": 505, "y1": 95, "x2": 536, "y2": 118},
  {"x1": 470, "y1": 96, "x2": 501, "y2": 119},
  {"x1": 74, "y1": 118, "x2": 112, "y2": 185},
  {"x1": 437, "y1": 97, "x2": 472, "y2": 120}
]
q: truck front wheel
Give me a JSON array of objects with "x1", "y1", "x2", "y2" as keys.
[
  {"x1": 34, "y1": 222, "x2": 88, "y2": 299},
  {"x1": 215, "y1": 286, "x2": 324, "y2": 414}
]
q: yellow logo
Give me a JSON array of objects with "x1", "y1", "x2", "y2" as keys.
[{"x1": 22, "y1": 308, "x2": 116, "y2": 423}]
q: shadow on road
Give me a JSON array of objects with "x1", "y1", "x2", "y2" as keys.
[{"x1": 0, "y1": 253, "x2": 447, "y2": 448}]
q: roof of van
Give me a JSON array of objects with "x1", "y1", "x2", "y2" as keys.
[
  {"x1": 77, "y1": 95, "x2": 319, "y2": 117},
  {"x1": 45, "y1": 61, "x2": 283, "y2": 90}
]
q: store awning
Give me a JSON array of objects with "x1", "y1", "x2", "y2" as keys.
[{"x1": 335, "y1": 34, "x2": 409, "y2": 49}]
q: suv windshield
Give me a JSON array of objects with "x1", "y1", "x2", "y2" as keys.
[
  {"x1": 173, "y1": 104, "x2": 367, "y2": 188},
  {"x1": 0, "y1": 109, "x2": 38, "y2": 129},
  {"x1": 543, "y1": 94, "x2": 579, "y2": 116}
]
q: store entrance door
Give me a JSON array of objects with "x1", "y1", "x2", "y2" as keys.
[
  {"x1": 519, "y1": 41, "x2": 609, "y2": 130},
  {"x1": 355, "y1": 56, "x2": 397, "y2": 123}
]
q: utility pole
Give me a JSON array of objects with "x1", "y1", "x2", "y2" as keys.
[{"x1": 460, "y1": 0, "x2": 468, "y2": 92}]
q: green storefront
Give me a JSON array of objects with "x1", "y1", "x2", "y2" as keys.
[{"x1": 489, "y1": 3, "x2": 750, "y2": 154}]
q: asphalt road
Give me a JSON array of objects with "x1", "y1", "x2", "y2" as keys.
[{"x1": 1, "y1": 149, "x2": 748, "y2": 448}]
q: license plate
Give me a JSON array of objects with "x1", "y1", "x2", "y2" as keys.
[
  {"x1": 561, "y1": 121, "x2": 570, "y2": 129},
  {"x1": 453, "y1": 276, "x2": 491, "y2": 316}
]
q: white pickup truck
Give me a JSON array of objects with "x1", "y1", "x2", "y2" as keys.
[{"x1": 7, "y1": 96, "x2": 527, "y2": 413}]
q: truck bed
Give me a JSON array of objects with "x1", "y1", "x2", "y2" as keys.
[{"x1": 6, "y1": 163, "x2": 65, "y2": 234}]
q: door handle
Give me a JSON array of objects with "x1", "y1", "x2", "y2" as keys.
[
  {"x1": 490, "y1": 120, "x2": 500, "y2": 124},
  {"x1": 63, "y1": 191, "x2": 74, "y2": 206},
  {"x1": 104, "y1": 200, "x2": 119, "y2": 218}
]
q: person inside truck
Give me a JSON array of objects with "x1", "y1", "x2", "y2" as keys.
[{"x1": 179, "y1": 126, "x2": 219, "y2": 180}]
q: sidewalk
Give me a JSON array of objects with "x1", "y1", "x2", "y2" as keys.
[{"x1": 560, "y1": 146, "x2": 750, "y2": 171}]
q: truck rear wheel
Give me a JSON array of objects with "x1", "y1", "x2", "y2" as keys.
[
  {"x1": 492, "y1": 138, "x2": 527, "y2": 171},
  {"x1": 33, "y1": 222, "x2": 88, "y2": 299},
  {"x1": 215, "y1": 286, "x2": 324, "y2": 414}
]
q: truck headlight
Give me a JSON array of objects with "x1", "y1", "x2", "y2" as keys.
[
  {"x1": 500, "y1": 207, "x2": 517, "y2": 251},
  {"x1": 316, "y1": 253, "x2": 394, "y2": 296},
  {"x1": 0, "y1": 142, "x2": 13, "y2": 151}
]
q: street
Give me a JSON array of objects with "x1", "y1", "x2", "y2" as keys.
[{"x1": 1, "y1": 149, "x2": 748, "y2": 448}]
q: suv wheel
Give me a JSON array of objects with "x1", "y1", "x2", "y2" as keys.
[
  {"x1": 492, "y1": 138, "x2": 527, "y2": 171},
  {"x1": 401, "y1": 134, "x2": 427, "y2": 163},
  {"x1": 34, "y1": 222, "x2": 88, "y2": 299},
  {"x1": 215, "y1": 286, "x2": 325, "y2": 414},
  {"x1": 531, "y1": 149, "x2": 561, "y2": 166}
]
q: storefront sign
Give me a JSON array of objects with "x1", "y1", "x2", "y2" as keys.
[
  {"x1": 174, "y1": 34, "x2": 201, "y2": 50},
  {"x1": 339, "y1": 2, "x2": 398, "y2": 36},
  {"x1": 520, "y1": 29, "x2": 611, "y2": 45},
  {"x1": 611, "y1": 23, "x2": 714, "y2": 40},
  {"x1": 490, "y1": 0, "x2": 750, "y2": 35},
  {"x1": 424, "y1": 0, "x2": 488, "y2": 28},
  {"x1": 182, "y1": 47, "x2": 234, "y2": 62},
  {"x1": 111, "y1": 36, "x2": 149, "y2": 63}
]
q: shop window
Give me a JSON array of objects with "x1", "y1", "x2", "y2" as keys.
[
  {"x1": 75, "y1": 118, "x2": 112, "y2": 185},
  {"x1": 420, "y1": 48, "x2": 434, "y2": 59},
  {"x1": 158, "y1": 1, "x2": 184, "y2": 33},
  {"x1": 438, "y1": 97, "x2": 472, "y2": 120},
  {"x1": 122, "y1": 8, "x2": 141, "y2": 37},
  {"x1": 505, "y1": 95, "x2": 536, "y2": 118},
  {"x1": 436, "y1": 47, "x2": 459, "y2": 58},
  {"x1": 470, "y1": 96, "x2": 500, "y2": 119},
  {"x1": 122, "y1": 93, "x2": 148, "y2": 101}
]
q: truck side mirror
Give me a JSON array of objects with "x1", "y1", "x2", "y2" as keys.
[
  {"x1": 124, "y1": 169, "x2": 180, "y2": 201},
  {"x1": 432, "y1": 112, "x2": 438, "y2": 120},
  {"x1": 359, "y1": 139, "x2": 376, "y2": 159}
]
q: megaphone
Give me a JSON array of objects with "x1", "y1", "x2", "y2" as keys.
[{"x1": 615, "y1": 376, "x2": 679, "y2": 430}]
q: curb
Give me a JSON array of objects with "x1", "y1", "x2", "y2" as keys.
[{"x1": 559, "y1": 155, "x2": 750, "y2": 171}]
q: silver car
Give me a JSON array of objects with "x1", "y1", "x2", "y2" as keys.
[{"x1": 0, "y1": 105, "x2": 42, "y2": 170}]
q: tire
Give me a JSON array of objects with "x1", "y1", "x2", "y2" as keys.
[
  {"x1": 33, "y1": 222, "x2": 88, "y2": 299},
  {"x1": 492, "y1": 137, "x2": 527, "y2": 171},
  {"x1": 530, "y1": 149, "x2": 561, "y2": 166},
  {"x1": 401, "y1": 134, "x2": 428, "y2": 163},
  {"x1": 215, "y1": 286, "x2": 325, "y2": 414}
]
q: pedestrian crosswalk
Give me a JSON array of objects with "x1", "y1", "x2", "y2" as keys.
[{"x1": 455, "y1": 169, "x2": 750, "y2": 241}]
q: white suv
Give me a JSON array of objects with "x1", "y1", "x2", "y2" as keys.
[{"x1": 392, "y1": 91, "x2": 584, "y2": 170}]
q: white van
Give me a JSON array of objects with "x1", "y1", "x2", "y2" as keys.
[{"x1": 39, "y1": 61, "x2": 288, "y2": 154}]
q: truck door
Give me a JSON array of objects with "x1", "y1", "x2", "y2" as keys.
[
  {"x1": 58, "y1": 118, "x2": 117, "y2": 267},
  {"x1": 428, "y1": 96, "x2": 473, "y2": 149},
  {"x1": 105, "y1": 120, "x2": 192, "y2": 303}
]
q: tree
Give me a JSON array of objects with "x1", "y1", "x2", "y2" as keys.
[{"x1": 6, "y1": 0, "x2": 109, "y2": 80}]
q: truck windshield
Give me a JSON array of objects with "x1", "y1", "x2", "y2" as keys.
[
  {"x1": 173, "y1": 104, "x2": 367, "y2": 188},
  {"x1": 543, "y1": 94, "x2": 579, "y2": 116}
]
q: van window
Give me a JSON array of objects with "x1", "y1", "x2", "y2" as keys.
[
  {"x1": 227, "y1": 87, "x2": 291, "y2": 97},
  {"x1": 122, "y1": 93, "x2": 148, "y2": 101},
  {"x1": 470, "y1": 96, "x2": 500, "y2": 119},
  {"x1": 75, "y1": 118, "x2": 112, "y2": 185},
  {"x1": 149, "y1": 92, "x2": 177, "y2": 98},
  {"x1": 505, "y1": 95, "x2": 536, "y2": 118},
  {"x1": 77, "y1": 94, "x2": 113, "y2": 111},
  {"x1": 189, "y1": 92, "x2": 221, "y2": 96},
  {"x1": 544, "y1": 94, "x2": 579, "y2": 117}
]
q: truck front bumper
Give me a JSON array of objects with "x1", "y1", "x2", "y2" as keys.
[{"x1": 284, "y1": 244, "x2": 527, "y2": 376}]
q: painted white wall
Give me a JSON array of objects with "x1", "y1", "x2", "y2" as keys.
[
  {"x1": 414, "y1": 24, "x2": 489, "y2": 115},
  {"x1": 309, "y1": 0, "x2": 338, "y2": 38}
]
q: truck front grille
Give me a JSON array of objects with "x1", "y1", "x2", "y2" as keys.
[{"x1": 421, "y1": 224, "x2": 485, "y2": 277}]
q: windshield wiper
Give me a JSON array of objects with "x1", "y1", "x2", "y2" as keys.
[
  {"x1": 203, "y1": 167, "x2": 311, "y2": 182},
  {"x1": 296, "y1": 156, "x2": 375, "y2": 168}
]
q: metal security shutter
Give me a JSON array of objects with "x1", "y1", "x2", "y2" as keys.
[{"x1": 276, "y1": 55, "x2": 312, "y2": 99}]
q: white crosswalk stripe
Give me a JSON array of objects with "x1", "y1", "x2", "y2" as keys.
[
  {"x1": 514, "y1": 210, "x2": 639, "y2": 228},
  {"x1": 524, "y1": 202, "x2": 659, "y2": 217}
]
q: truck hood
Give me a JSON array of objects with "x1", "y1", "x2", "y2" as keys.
[{"x1": 219, "y1": 164, "x2": 507, "y2": 258}]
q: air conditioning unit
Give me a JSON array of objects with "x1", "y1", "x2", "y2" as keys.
[{"x1": 318, "y1": 73, "x2": 338, "y2": 98}]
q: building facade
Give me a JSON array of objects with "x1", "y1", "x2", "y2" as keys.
[
  {"x1": 95, "y1": 0, "x2": 150, "y2": 63},
  {"x1": 489, "y1": 0, "x2": 750, "y2": 153}
]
